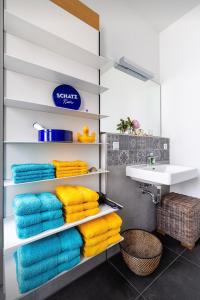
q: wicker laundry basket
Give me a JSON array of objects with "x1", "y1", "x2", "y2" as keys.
[
  {"x1": 120, "y1": 229, "x2": 163, "y2": 276},
  {"x1": 157, "y1": 192, "x2": 200, "y2": 250}
]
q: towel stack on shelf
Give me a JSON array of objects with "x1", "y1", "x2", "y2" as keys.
[
  {"x1": 13, "y1": 192, "x2": 64, "y2": 239},
  {"x1": 56, "y1": 186, "x2": 100, "y2": 223},
  {"x1": 14, "y1": 228, "x2": 83, "y2": 293},
  {"x1": 78, "y1": 213, "x2": 122, "y2": 257},
  {"x1": 11, "y1": 164, "x2": 55, "y2": 184},
  {"x1": 52, "y1": 160, "x2": 88, "y2": 178}
]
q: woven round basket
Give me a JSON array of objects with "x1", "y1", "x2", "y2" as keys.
[{"x1": 120, "y1": 229, "x2": 163, "y2": 276}]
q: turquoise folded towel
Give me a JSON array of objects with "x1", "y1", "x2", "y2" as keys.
[
  {"x1": 16, "y1": 217, "x2": 64, "y2": 239},
  {"x1": 14, "y1": 255, "x2": 80, "y2": 293},
  {"x1": 17, "y1": 249, "x2": 80, "y2": 280},
  {"x1": 13, "y1": 193, "x2": 62, "y2": 216},
  {"x1": 12, "y1": 164, "x2": 54, "y2": 173},
  {"x1": 18, "y1": 228, "x2": 83, "y2": 267},
  {"x1": 15, "y1": 210, "x2": 62, "y2": 228},
  {"x1": 12, "y1": 169, "x2": 55, "y2": 178},
  {"x1": 13, "y1": 174, "x2": 55, "y2": 184}
]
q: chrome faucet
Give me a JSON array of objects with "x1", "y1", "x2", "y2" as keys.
[{"x1": 147, "y1": 153, "x2": 156, "y2": 167}]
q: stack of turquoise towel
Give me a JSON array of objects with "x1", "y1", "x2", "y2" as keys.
[
  {"x1": 14, "y1": 228, "x2": 83, "y2": 293},
  {"x1": 13, "y1": 192, "x2": 64, "y2": 239},
  {"x1": 11, "y1": 164, "x2": 55, "y2": 184}
]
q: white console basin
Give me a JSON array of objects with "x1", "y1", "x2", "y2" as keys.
[{"x1": 126, "y1": 164, "x2": 198, "y2": 185}]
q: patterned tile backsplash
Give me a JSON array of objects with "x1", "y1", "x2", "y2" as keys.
[{"x1": 105, "y1": 133, "x2": 170, "y2": 166}]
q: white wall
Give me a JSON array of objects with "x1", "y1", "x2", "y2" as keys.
[
  {"x1": 83, "y1": 0, "x2": 160, "y2": 81},
  {"x1": 160, "y1": 5, "x2": 200, "y2": 197},
  {"x1": 101, "y1": 67, "x2": 160, "y2": 136}
]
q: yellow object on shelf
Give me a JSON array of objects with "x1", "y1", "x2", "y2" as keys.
[
  {"x1": 52, "y1": 160, "x2": 88, "y2": 178},
  {"x1": 56, "y1": 186, "x2": 100, "y2": 223},
  {"x1": 78, "y1": 212, "x2": 122, "y2": 257},
  {"x1": 64, "y1": 207, "x2": 100, "y2": 223},
  {"x1": 78, "y1": 212, "x2": 122, "y2": 239},
  {"x1": 77, "y1": 126, "x2": 96, "y2": 143},
  {"x1": 83, "y1": 234, "x2": 121, "y2": 257}
]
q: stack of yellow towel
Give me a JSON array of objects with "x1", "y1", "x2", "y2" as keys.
[
  {"x1": 52, "y1": 160, "x2": 88, "y2": 178},
  {"x1": 78, "y1": 212, "x2": 122, "y2": 257},
  {"x1": 56, "y1": 186, "x2": 100, "y2": 223}
]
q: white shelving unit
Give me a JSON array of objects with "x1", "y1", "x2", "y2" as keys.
[
  {"x1": 4, "y1": 10, "x2": 112, "y2": 70},
  {"x1": 4, "y1": 54, "x2": 108, "y2": 95},
  {"x1": 4, "y1": 204, "x2": 119, "y2": 255},
  {"x1": 3, "y1": 5, "x2": 122, "y2": 300},
  {"x1": 4, "y1": 170, "x2": 109, "y2": 187},
  {"x1": 4, "y1": 98, "x2": 108, "y2": 119}
]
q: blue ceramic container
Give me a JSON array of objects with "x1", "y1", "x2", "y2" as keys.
[{"x1": 38, "y1": 129, "x2": 73, "y2": 143}]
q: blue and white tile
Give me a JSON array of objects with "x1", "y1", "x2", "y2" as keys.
[
  {"x1": 107, "y1": 150, "x2": 119, "y2": 166},
  {"x1": 153, "y1": 137, "x2": 162, "y2": 150},
  {"x1": 128, "y1": 136, "x2": 137, "y2": 150},
  {"x1": 136, "y1": 137, "x2": 147, "y2": 150},
  {"x1": 136, "y1": 150, "x2": 147, "y2": 164},
  {"x1": 119, "y1": 150, "x2": 129, "y2": 165},
  {"x1": 129, "y1": 151, "x2": 137, "y2": 165},
  {"x1": 119, "y1": 135, "x2": 129, "y2": 150}
]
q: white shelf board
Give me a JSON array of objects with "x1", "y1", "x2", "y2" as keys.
[
  {"x1": 4, "y1": 203, "x2": 118, "y2": 255},
  {"x1": 4, "y1": 141, "x2": 105, "y2": 145},
  {"x1": 4, "y1": 170, "x2": 109, "y2": 187},
  {"x1": 5, "y1": 237, "x2": 123, "y2": 300},
  {"x1": 4, "y1": 10, "x2": 112, "y2": 70},
  {"x1": 4, "y1": 54, "x2": 108, "y2": 95},
  {"x1": 4, "y1": 98, "x2": 108, "y2": 119}
]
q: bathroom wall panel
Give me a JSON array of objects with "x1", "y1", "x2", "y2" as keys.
[
  {"x1": 101, "y1": 133, "x2": 170, "y2": 232},
  {"x1": 160, "y1": 4, "x2": 200, "y2": 198}
]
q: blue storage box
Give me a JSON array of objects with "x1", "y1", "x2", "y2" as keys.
[{"x1": 38, "y1": 129, "x2": 73, "y2": 143}]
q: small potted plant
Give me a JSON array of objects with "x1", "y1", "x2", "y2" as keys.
[{"x1": 116, "y1": 119, "x2": 128, "y2": 134}]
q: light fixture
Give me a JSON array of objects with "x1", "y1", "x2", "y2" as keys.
[{"x1": 115, "y1": 57, "x2": 154, "y2": 81}]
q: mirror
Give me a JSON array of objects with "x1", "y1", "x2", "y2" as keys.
[{"x1": 100, "y1": 67, "x2": 161, "y2": 136}]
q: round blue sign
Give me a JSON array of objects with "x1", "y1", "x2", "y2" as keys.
[{"x1": 52, "y1": 84, "x2": 81, "y2": 110}]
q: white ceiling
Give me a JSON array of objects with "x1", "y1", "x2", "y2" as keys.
[
  {"x1": 127, "y1": 0, "x2": 200, "y2": 32},
  {"x1": 83, "y1": 0, "x2": 200, "y2": 32}
]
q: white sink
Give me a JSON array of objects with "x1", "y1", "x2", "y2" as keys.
[{"x1": 126, "y1": 164, "x2": 198, "y2": 185}]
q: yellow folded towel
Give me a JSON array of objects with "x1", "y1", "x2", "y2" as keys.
[
  {"x1": 56, "y1": 186, "x2": 99, "y2": 206},
  {"x1": 78, "y1": 213, "x2": 122, "y2": 239},
  {"x1": 84, "y1": 229, "x2": 120, "y2": 247},
  {"x1": 56, "y1": 186, "x2": 83, "y2": 205},
  {"x1": 104, "y1": 213, "x2": 123, "y2": 230},
  {"x1": 83, "y1": 234, "x2": 122, "y2": 257},
  {"x1": 63, "y1": 201, "x2": 99, "y2": 214},
  {"x1": 56, "y1": 169, "x2": 88, "y2": 178},
  {"x1": 55, "y1": 166, "x2": 88, "y2": 172},
  {"x1": 64, "y1": 207, "x2": 100, "y2": 223},
  {"x1": 76, "y1": 186, "x2": 99, "y2": 203},
  {"x1": 53, "y1": 160, "x2": 88, "y2": 168}
]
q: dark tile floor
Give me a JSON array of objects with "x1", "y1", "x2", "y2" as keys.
[{"x1": 48, "y1": 235, "x2": 200, "y2": 300}]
